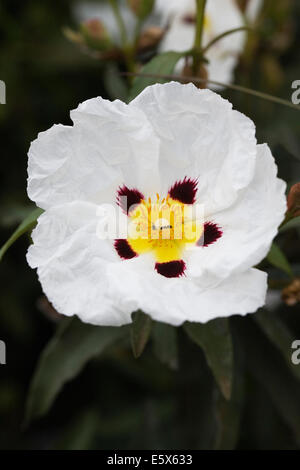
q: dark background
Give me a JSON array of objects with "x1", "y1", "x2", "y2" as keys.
[{"x1": 0, "y1": 0, "x2": 300, "y2": 450}]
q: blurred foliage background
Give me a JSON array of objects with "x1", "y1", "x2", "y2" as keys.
[{"x1": 0, "y1": 0, "x2": 300, "y2": 450}]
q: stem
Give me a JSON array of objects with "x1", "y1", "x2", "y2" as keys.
[
  {"x1": 108, "y1": 0, "x2": 128, "y2": 45},
  {"x1": 108, "y1": 0, "x2": 136, "y2": 81},
  {"x1": 193, "y1": 0, "x2": 207, "y2": 72},
  {"x1": 202, "y1": 26, "x2": 254, "y2": 54}
]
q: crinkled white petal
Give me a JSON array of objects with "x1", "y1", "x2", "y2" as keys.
[
  {"x1": 130, "y1": 82, "x2": 257, "y2": 213},
  {"x1": 187, "y1": 144, "x2": 287, "y2": 281},
  {"x1": 107, "y1": 258, "x2": 267, "y2": 325},
  {"x1": 28, "y1": 97, "x2": 160, "y2": 210},
  {"x1": 27, "y1": 201, "x2": 131, "y2": 326}
]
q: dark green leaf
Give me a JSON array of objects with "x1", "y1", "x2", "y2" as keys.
[
  {"x1": 214, "y1": 327, "x2": 245, "y2": 450},
  {"x1": 103, "y1": 63, "x2": 129, "y2": 102},
  {"x1": 129, "y1": 51, "x2": 184, "y2": 101},
  {"x1": 184, "y1": 319, "x2": 233, "y2": 400},
  {"x1": 130, "y1": 310, "x2": 152, "y2": 358},
  {"x1": 0, "y1": 207, "x2": 43, "y2": 262},
  {"x1": 267, "y1": 242, "x2": 293, "y2": 277},
  {"x1": 238, "y1": 317, "x2": 300, "y2": 444},
  {"x1": 255, "y1": 309, "x2": 300, "y2": 381},
  {"x1": 153, "y1": 322, "x2": 178, "y2": 369},
  {"x1": 25, "y1": 317, "x2": 128, "y2": 424},
  {"x1": 279, "y1": 216, "x2": 300, "y2": 233}
]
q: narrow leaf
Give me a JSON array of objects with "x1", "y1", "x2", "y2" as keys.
[
  {"x1": 267, "y1": 242, "x2": 293, "y2": 277},
  {"x1": 25, "y1": 317, "x2": 128, "y2": 424},
  {"x1": 214, "y1": 332, "x2": 244, "y2": 450},
  {"x1": 184, "y1": 319, "x2": 233, "y2": 400},
  {"x1": 279, "y1": 216, "x2": 300, "y2": 233},
  {"x1": 152, "y1": 322, "x2": 178, "y2": 369},
  {"x1": 129, "y1": 51, "x2": 183, "y2": 101},
  {"x1": 255, "y1": 309, "x2": 300, "y2": 381},
  {"x1": 238, "y1": 317, "x2": 300, "y2": 444},
  {"x1": 130, "y1": 310, "x2": 152, "y2": 358},
  {"x1": 103, "y1": 63, "x2": 129, "y2": 102},
  {"x1": 0, "y1": 207, "x2": 43, "y2": 261}
]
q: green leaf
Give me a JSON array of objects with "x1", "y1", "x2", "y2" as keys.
[
  {"x1": 279, "y1": 216, "x2": 300, "y2": 233},
  {"x1": 129, "y1": 51, "x2": 184, "y2": 101},
  {"x1": 267, "y1": 242, "x2": 293, "y2": 277},
  {"x1": 255, "y1": 309, "x2": 300, "y2": 381},
  {"x1": 184, "y1": 319, "x2": 233, "y2": 400},
  {"x1": 25, "y1": 317, "x2": 128, "y2": 424},
  {"x1": 103, "y1": 63, "x2": 129, "y2": 102},
  {"x1": 238, "y1": 317, "x2": 300, "y2": 444},
  {"x1": 0, "y1": 207, "x2": 43, "y2": 262},
  {"x1": 214, "y1": 330, "x2": 245, "y2": 450},
  {"x1": 152, "y1": 322, "x2": 178, "y2": 370},
  {"x1": 130, "y1": 310, "x2": 152, "y2": 358}
]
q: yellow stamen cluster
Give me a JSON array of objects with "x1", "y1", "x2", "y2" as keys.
[{"x1": 127, "y1": 194, "x2": 202, "y2": 263}]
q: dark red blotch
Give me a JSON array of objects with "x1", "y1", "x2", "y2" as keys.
[
  {"x1": 155, "y1": 260, "x2": 186, "y2": 278},
  {"x1": 117, "y1": 185, "x2": 144, "y2": 215},
  {"x1": 168, "y1": 177, "x2": 198, "y2": 204},
  {"x1": 114, "y1": 239, "x2": 137, "y2": 260},
  {"x1": 197, "y1": 222, "x2": 223, "y2": 247}
]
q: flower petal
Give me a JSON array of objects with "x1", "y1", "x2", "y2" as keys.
[
  {"x1": 130, "y1": 82, "x2": 257, "y2": 214},
  {"x1": 27, "y1": 201, "x2": 132, "y2": 326},
  {"x1": 188, "y1": 144, "x2": 287, "y2": 281},
  {"x1": 28, "y1": 97, "x2": 160, "y2": 210},
  {"x1": 107, "y1": 258, "x2": 267, "y2": 325}
]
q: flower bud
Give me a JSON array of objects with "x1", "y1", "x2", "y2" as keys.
[
  {"x1": 80, "y1": 19, "x2": 112, "y2": 51},
  {"x1": 181, "y1": 62, "x2": 208, "y2": 89},
  {"x1": 282, "y1": 278, "x2": 300, "y2": 306},
  {"x1": 127, "y1": 0, "x2": 154, "y2": 20},
  {"x1": 287, "y1": 183, "x2": 300, "y2": 218},
  {"x1": 137, "y1": 26, "x2": 164, "y2": 51}
]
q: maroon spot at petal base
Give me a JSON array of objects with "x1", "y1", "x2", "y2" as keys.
[
  {"x1": 114, "y1": 239, "x2": 137, "y2": 260},
  {"x1": 117, "y1": 185, "x2": 144, "y2": 215},
  {"x1": 155, "y1": 260, "x2": 186, "y2": 278},
  {"x1": 197, "y1": 222, "x2": 223, "y2": 247},
  {"x1": 168, "y1": 177, "x2": 198, "y2": 204}
]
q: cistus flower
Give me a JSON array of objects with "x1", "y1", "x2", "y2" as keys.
[
  {"x1": 156, "y1": 0, "x2": 246, "y2": 85},
  {"x1": 27, "y1": 82, "x2": 286, "y2": 327}
]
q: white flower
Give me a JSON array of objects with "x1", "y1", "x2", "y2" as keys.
[
  {"x1": 156, "y1": 0, "x2": 246, "y2": 85},
  {"x1": 27, "y1": 82, "x2": 286, "y2": 327}
]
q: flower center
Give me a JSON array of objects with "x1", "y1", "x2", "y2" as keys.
[
  {"x1": 127, "y1": 194, "x2": 202, "y2": 264},
  {"x1": 114, "y1": 179, "x2": 223, "y2": 278}
]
